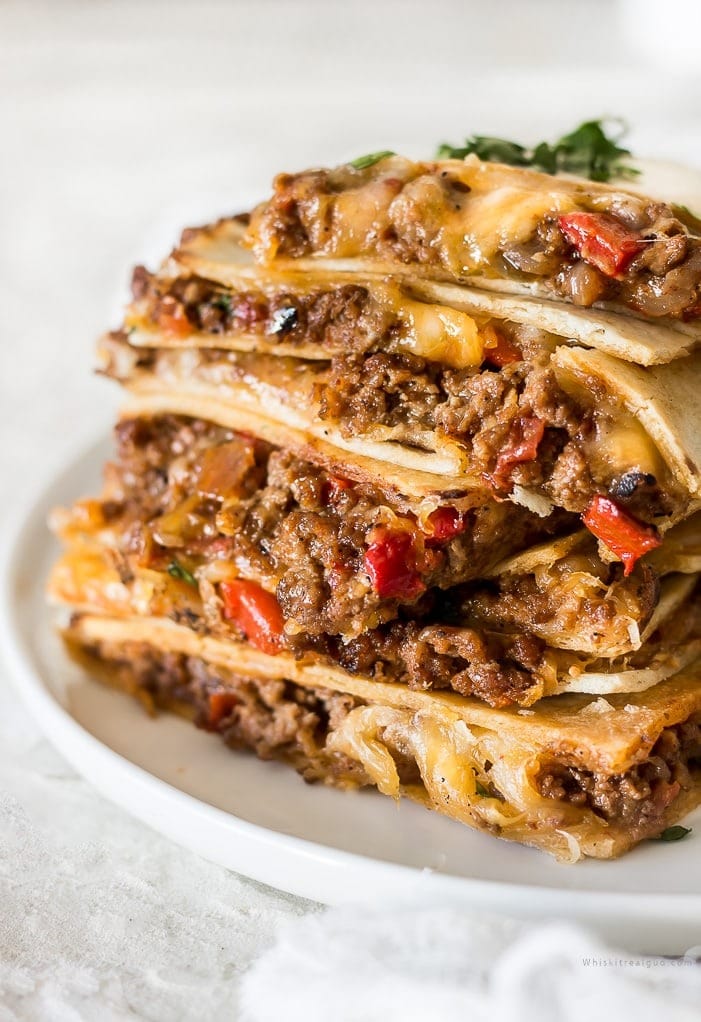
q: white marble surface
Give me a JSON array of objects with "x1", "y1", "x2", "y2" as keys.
[{"x1": 1, "y1": 2, "x2": 701, "y2": 1017}]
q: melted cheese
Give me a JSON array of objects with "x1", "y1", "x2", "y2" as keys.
[
  {"x1": 447, "y1": 187, "x2": 578, "y2": 270},
  {"x1": 378, "y1": 285, "x2": 484, "y2": 367},
  {"x1": 326, "y1": 702, "x2": 583, "y2": 859},
  {"x1": 595, "y1": 417, "x2": 663, "y2": 477}
]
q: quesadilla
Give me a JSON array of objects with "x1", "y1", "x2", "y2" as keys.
[
  {"x1": 244, "y1": 155, "x2": 701, "y2": 324},
  {"x1": 48, "y1": 415, "x2": 701, "y2": 708},
  {"x1": 46, "y1": 139, "x2": 701, "y2": 860},
  {"x1": 62, "y1": 613, "x2": 701, "y2": 862}
]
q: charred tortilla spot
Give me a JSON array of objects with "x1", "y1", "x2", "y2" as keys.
[{"x1": 609, "y1": 471, "x2": 657, "y2": 501}]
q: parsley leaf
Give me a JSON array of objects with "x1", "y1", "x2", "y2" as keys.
[
  {"x1": 437, "y1": 136, "x2": 529, "y2": 166},
  {"x1": 656, "y1": 825, "x2": 692, "y2": 842},
  {"x1": 437, "y1": 119, "x2": 639, "y2": 183},
  {"x1": 167, "y1": 560, "x2": 197, "y2": 587},
  {"x1": 349, "y1": 151, "x2": 396, "y2": 170}
]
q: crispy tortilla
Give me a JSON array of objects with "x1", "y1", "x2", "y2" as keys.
[
  {"x1": 165, "y1": 216, "x2": 701, "y2": 366},
  {"x1": 119, "y1": 385, "x2": 487, "y2": 505},
  {"x1": 63, "y1": 612, "x2": 701, "y2": 860},
  {"x1": 241, "y1": 154, "x2": 701, "y2": 342},
  {"x1": 115, "y1": 340, "x2": 701, "y2": 524},
  {"x1": 46, "y1": 538, "x2": 701, "y2": 704}
]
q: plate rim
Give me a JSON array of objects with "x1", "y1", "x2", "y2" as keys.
[{"x1": 3, "y1": 433, "x2": 701, "y2": 942}]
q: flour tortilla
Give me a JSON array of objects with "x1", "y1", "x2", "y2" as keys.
[
  {"x1": 117, "y1": 339, "x2": 701, "y2": 520},
  {"x1": 65, "y1": 611, "x2": 701, "y2": 861},
  {"x1": 165, "y1": 216, "x2": 701, "y2": 365},
  {"x1": 554, "y1": 345, "x2": 701, "y2": 497},
  {"x1": 67, "y1": 612, "x2": 701, "y2": 777}
]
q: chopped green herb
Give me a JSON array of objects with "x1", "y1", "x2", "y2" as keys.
[
  {"x1": 212, "y1": 294, "x2": 232, "y2": 312},
  {"x1": 167, "y1": 560, "x2": 197, "y2": 587},
  {"x1": 349, "y1": 150, "x2": 396, "y2": 171},
  {"x1": 437, "y1": 119, "x2": 639, "y2": 183},
  {"x1": 437, "y1": 136, "x2": 529, "y2": 166},
  {"x1": 656, "y1": 825, "x2": 692, "y2": 842},
  {"x1": 474, "y1": 781, "x2": 491, "y2": 797}
]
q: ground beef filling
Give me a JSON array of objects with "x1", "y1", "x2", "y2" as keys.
[
  {"x1": 301, "y1": 587, "x2": 701, "y2": 709},
  {"x1": 107, "y1": 318, "x2": 678, "y2": 520},
  {"x1": 537, "y1": 715, "x2": 701, "y2": 840},
  {"x1": 106, "y1": 415, "x2": 569, "y2": 638},
  {"x1": 319, "y1": 349, "x2": 676, "y2": 519},
  {"x1": 132, "y1": 267, "x2": 395, "y2": 355},
  {"x1": 97, "y1": 415, "x2": 694, "y2": 709},
  {"x1": 322, "y1": 619, "x2": 547, "y2": 707},
  {"x1": 80, "y1": 639, "x2": 419, "y2": 786},
  {"x1": 75, "y1": 638, "x2": 701, "y2": 836},
  {"x1": 503, "y1": 202, "x2": 701, "y2": 319},
  {"x1": 249, "y1": 166, "x2": 701, "y2": 320}
]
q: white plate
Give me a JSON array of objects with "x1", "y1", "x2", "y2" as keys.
[{"x1": 3, "y1": 435, "x2": 701, "y2": 955}]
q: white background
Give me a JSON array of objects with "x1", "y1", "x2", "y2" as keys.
[{"x1": 1, "y1": 1, "x2": 701, "y2": 1016}]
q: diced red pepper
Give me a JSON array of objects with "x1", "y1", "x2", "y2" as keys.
[
  {"x1": 653, "y1": 780, "x2": 681, "y2": 813},
  {"x1": 558, "y1": 212, "x2": 645, "y2": 278},
  {"x1": 220, "y1": 579, "x2": 285, "y2": 655},
  {"x1": 207, "y1": 690, "x2": 239, "y2": 729},
  {"x1": 494, "y1": 417, "x2": 545, "y2": 480},
  {"x1": 322, "y1": 475, "x2": 354, "y2": 504},
  {"x1": 482, "y1": 324, "x2": 522, "y2": 367},
  {"x1": 232, "y1": 294, "x2": 268, "y2": 330},
  {"x1": 682, "y1": 302, "x2": 701, "y2": 323},
  {"x1": 156, "y1": 296, "x2": 192, "y2": 337},
  {"x1": 423, "y1": 507, "x2": 467, "y2": 543},
  {"x1": 582, "y1": 495, "x2": 662, "y2": 576},
  {"x1": 364, "y1": 528, "x2": 426, "y2": 600}
]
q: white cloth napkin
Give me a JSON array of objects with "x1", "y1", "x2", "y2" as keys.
[{"x1": 241, "y1": 905, "x2": 701, "y2": 1022}]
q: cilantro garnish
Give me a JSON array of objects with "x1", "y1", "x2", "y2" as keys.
[
  {"x1": 437, "y1": 119, "x2": 639, "y2": 183},
  {"x1": 167, "y1": 560, "x2": 197, "y2": 587},
  {"x1": 655, "y1": 825, "x2": 692, "y2": 842},
  {"x1": 349, "y1": 151, "x2": 396, "y2": 170}
]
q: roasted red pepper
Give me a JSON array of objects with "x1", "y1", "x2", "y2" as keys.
[
  {"x1": 582, "y1": 495, "x2": 662, "y2": 576},
  {"x1": 156, "y1": 295, "x2": 192, "y2": 337},
  {"x1": 423, "y1": 507, "x2": 467, "y2": 543},
  {"x1": 220, "y1": 579, "x2": 285, "y2": 655},
  {"x1": 682, "y1": 301, "x2": 701, "y2": 323},
  {"x1": 494, "y1": 417, "x2": 545, "y2": 481},
  {"x1": 364, "y1": 528, "x2": 426, "y2": 600},
  {"x1": 232, "y1": 294, "x2": 267, "y2": 330},
  {"x1": 207, "y1": 689, "x2": 239, "y2": 729},
  {"x1": 558, "y1": 212, "x2": 645, "y2": 278},
  {"x1": 322, "y1": 475, "x2": 355, "y2": 504},
  {"x1": 482, "y1": 324, "x2": 522, "y2": 367}
]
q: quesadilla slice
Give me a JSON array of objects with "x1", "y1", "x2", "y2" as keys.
[
  {"x1": 47, "y1": 414, "x2": 701, "y2": 708},
  {"x1": 62, "y1": 612, "x2": 701, "y2": 861},
  {"x1": 142, "y1": 220, "x2": 700, "y2": 366},
  {"x1": 101, "y1": 308, "x2": 701, "y2": 562},
  {"x1": 244, "y1": 155, "x2": 701, "y2": 325}
]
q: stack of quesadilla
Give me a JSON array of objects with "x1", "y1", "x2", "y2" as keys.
[{"x1": 48, "y1": 149, "x2": 701, "y2": 860}]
